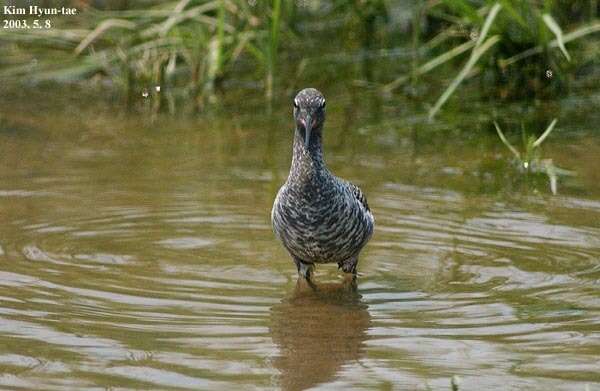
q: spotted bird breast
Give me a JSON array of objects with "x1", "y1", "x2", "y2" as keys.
[{"x1": 272, "y1": 178, "x2": 373, "y2": 264}]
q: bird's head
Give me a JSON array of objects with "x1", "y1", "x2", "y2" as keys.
[{"x1": 293, "y1": 88, "x2": 326, "y2": 148}]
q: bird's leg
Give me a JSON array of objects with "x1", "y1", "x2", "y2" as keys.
[
  {"x1": 293, "y1": 256, "x2": 314, "y2": 280},
  {"x1": 338, "y1": 256, "x2": 358, "y2": 275}
]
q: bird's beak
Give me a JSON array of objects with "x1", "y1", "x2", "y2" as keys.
[{"x1": 304, "y1": 114, "x2": 312, "y2": 148}]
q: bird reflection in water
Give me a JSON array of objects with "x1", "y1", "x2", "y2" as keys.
[{"x1": 270, "y1": 277, "x2": 371, "y2": 391}]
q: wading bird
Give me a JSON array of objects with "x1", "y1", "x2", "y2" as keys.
[{"x1": 272, "y1": 88, "x2": 374, "y2": 279}]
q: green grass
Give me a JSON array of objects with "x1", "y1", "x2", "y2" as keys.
[
  {"x1": 385, "y1": 0, "x2": 600, "y2": 118},
  {"x1": 0, "y1": 0, "x2": 598, "y2": 116},
  {"x1": 494, "y1": 119, "x2": 575, "y2": 194}
]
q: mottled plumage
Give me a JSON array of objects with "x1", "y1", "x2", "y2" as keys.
[{"x1": 271, "y1": 88, "x2": 374, "y2": 278}]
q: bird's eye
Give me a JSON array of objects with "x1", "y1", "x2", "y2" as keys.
[
  {"x1": 293, "y1": 99, "x2": 299, "y2": 108},
  {"x1": 321, "y1": 100, "x2": 326, "y2": 109}
]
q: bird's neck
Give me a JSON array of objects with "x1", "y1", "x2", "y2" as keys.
[{"x1": 290, "y1": 127, "x2": 326, "y2": 180}]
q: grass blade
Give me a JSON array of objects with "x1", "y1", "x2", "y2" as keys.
[
  {"x1": 500, "y1": 22, "x2": 600, "y2": 67},
  {"x1": 494, "y1": 122, "x2": 522, "y2": 161},
  {"x1": 428, "y1": 35, "x2": 500, "y2": 120},
  {"x1": 549, "y1": 168, "x2": 557, "y2": 195},
  {"x1": 475, "y1": 2, "x2": 502, "y2": 48},
  {"x1": 533, "y1": 118, "x2": 558, "y2": 148},
  {"x1": 428, "y1": 3, "x2": 501, "y2": 119},
  {"x1": 384, "y1": 39, "x2": 475, "y2": 92},
  {"x1": 498, "y1": 0, "x2": 528, "y2": 30},
  {"x1": 542, "y1": 14, "x2": 571, "y2": 61},
  {"x1": 75, "y1": 19, "x2": 136, "y2": 55},
  {"x1": 159, "y1": 0, "x2": 192, "y2": 36},
  {"x1": 140, "y1": 1, "x2": 221, "y2": 38},
  {"x1": 266, "y1": 0, "x2": 282, "y2": 101}
]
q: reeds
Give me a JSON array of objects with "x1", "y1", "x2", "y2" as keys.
[
  {"x1": 494, "y1": 119, "x2": 575, "y2": 195},
  {"x1": 0, "y1": 0, "x2": 289, "y2": 111},
  {"x1": 385, "y1": 0, "x2": 600, "y2": 119},
  {"x1": 0, "y1": 1, "x2": 598, "y2": 115},
  {"x1": 266, "y1": 0, "x2": 281, "y2": 101},
  {"x1": 428, "y1": 2, "x2": 502, "y2": 120}
]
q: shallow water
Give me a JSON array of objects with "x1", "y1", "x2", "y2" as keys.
[{"x1": 0, "y1": 94, "x2": 599, "y2": 390}]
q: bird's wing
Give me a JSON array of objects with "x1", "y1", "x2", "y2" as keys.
[{"x1": 348, "y1": 182, "x2": 370, "y2": 212}]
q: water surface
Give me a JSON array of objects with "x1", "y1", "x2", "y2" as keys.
[{"x1": 0, "y1": 94, "x2": 599, "y2": 390}]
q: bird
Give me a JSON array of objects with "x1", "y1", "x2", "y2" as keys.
[{"x1": 271, "y1": 88, "x2": 374, "y2": 280}]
